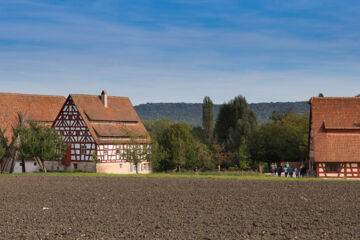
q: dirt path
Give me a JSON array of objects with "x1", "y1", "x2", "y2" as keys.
[{"x1": 0, "y1": 176, "x2": 359, "y2": 239}]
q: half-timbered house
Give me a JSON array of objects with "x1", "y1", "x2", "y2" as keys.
[
  {"x1": 308, "y1": 97, "x2": 360, "y2": 178},
  {"x1": 50, "y1": 91, "x2": 152, "y2": 174},
  {"x1": 0, "y1": 92, "x2": 66, "y2": 173}
]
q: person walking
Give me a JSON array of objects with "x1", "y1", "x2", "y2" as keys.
[
  {"x1": 300, "y1": 166, "x2": 306, "y2": 177},
  {"x1": 277, "y1": 165, "x2": 282, "y2": 177},
  {"x1": 284, "y1": 166, "x2": 288, "y2": 177},
  {"x1": 295, "y1": 167, "x2": 299, "y2": 178},
  {"x1": 289, "y1": 167, "x2": 293, "y2": 178}
]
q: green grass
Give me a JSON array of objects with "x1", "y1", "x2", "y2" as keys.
[{"x1": 1, "y1": 171, "x2": 357, "y2": 181}]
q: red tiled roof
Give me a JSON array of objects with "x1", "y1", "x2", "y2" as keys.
[
  {"x1": 0, "y1": 92, "x2": 66, "y2": 140},
  {"x1": 70, "y1": 94, "x2": 151, "y2": 144},
  {"x1": 310, "y1": 97, "x2": 360, "y2": 162}
]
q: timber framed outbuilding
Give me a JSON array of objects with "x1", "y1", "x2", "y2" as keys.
[
  {"x1": 51, "y1": 91, "x2": 152, "y2": 174},
  {"x1": 308, "y1": 97, "x2": 360, "y2": 178}
]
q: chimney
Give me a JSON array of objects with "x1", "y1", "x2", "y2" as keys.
[{"x1": 101, "y1": 90, "x2": 108, "y2": 108}]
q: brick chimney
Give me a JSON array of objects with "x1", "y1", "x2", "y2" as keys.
[{"x1": 101, "y1": 90, "x2": 108, "y2": 108}]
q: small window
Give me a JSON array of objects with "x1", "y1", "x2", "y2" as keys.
[
  {"x1": 119, "y1": 164, "x2": 122, "y2": 168},
  {"x1": 73, "y1": 163, "x2": 78, "y2": 170},
  {"x1": 19, "y1": 162, "x2": 23, "y2": 167},
  {"x1": 34, "y1": 162, "x2": 37, "y2": 166},
  {"x1": 143, "y1": 163, "x2": 148, "y2": 171},
  {"x1": 116, "y1": 149, "x2": 120, "y2": 155},
  {"x1": 81, "y1": 145, "x2": 87, "y2": 155},
  {"x1": 104, "y1": 149, "x2": 108, "y2": 154},
  {"x1": 325, "y1": 163, "x2": 340, "y2": 172}
]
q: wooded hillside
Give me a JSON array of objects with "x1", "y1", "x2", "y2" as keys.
[{"x1": 135, "y1": 101, "x2": 309, "y2": 125}]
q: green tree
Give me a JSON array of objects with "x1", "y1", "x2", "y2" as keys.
[
  {"x1": 19, "y1": 122, "x2": 67, "y2": 171},
  {"x1": 157, "y1": 123, "x2": 213, "y2": 171},
  {"x1": 124, "y1": 142, "x2": 148, "y2": 174},
  {"x1": 248, "y1": 112, "x2": 309, "y2": 167},
  {"x1": 318, "y1": 93, "x2": 324, "y2": 97},
  {"x1": 202, "y1": 96, "x2": 214, "y2": 145},
  {"x1": 238, "y1": 141, "x2": 251, "y2": 170},
  {"x1": 214, "y1": 95, "x2": 257, "y2": 165},
  {"x1": 143, "y1": 118, "x2": 174, "y2": 141}
]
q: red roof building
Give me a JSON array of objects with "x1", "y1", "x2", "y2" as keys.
[
  {"x1": 52, "y1": 91, "x2": 151, "y2": 174},
  {"x1": 309, "y1": 97, "x2": 360, "y2": 178},
  {"x1": 0, "y1": 92, "x2": 66, "y2": 140}
]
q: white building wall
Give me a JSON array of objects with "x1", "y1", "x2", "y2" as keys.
[
  {"x1": 96, "y1": 162, "x2": 152, "y2": 174},
  {"x1": 13, "y1": 160, "x2": 41, "y2": 173}
]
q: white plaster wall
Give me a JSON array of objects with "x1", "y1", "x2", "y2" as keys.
[
  {"x1": 44, "y1": 161, "x2": 96, "y2": 172},
  {"x1": 96, "y1": 162, "x2": 152, "y2": 174},
  {"x1": 13, "y1": 160, "x2": 41, "y2": 173}
]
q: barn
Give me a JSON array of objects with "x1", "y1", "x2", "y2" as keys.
[
  {"x1": 50, "y1": 91, "x2": 152, "y2": 174},
  {"x1": 0, "y1": 92, "x2": 66, "y2": 173},
  {"x1": 308, "y1": 97, "x2": 360, "y2": 178}
]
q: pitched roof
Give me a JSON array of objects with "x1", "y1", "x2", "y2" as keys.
[
  {"x1": 0, "y1": 92, "x2": 66, "y2": 140},
  {"x1": 70, "y1": 94, "x2": 151, "y2": 144},
  {"x1": 310, "y1": 97, "x2": 360, "y2": 162}
]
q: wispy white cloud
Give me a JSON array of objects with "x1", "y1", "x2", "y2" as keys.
[{"x1": 0, "y1": 0, "x2": 359, "y2": 104}]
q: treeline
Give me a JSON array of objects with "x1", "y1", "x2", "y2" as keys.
[
  {"x1": 145, "y1": 96, "x2": 309, "y2": 172},
  {"x1": 135, "y1": 101, "x2": 309, "y2": 125}
]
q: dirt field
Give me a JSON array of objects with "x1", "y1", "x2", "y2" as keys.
[{"x1": 0, "y1": 176, "x2": 359, "y2": 240}]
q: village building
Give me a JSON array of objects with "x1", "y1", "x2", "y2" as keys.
[
  {"x1": 50, "y1": 91, "x2": 152, "y2": 174},
  {"x1": 308, "y1": 97, "x2": 360, "y2": 178},
  {"x1": 0, "y1": 92, "x2": 66, "y2": 173}
]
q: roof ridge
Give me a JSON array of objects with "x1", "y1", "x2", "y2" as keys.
[
  {"x1": 0, "y1": 92, "x2": 65, "y2": 98},
  {"x1": 311, "y1": 97, "x2": 360, "y2": 100},
  {"x1": 70, "y1": 94, "x2": 129, "y2": 99}
]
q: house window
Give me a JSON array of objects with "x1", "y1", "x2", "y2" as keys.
[
  {"x1": 73, "y1": 163, "x2": 78, "y2": 170},
  {"x1": 81, "y1": 145, "x2": 87, "y2": 155},
  {"x1": 34, "y1": 162, "x2": 37, "y2": 166},
  {"x1": 116, "y1": 149, "x2": 120, "y2": 155},
  {"x1": 142, "y1": 163, "x2": 148, "y2": 171},
  {"x1": 104, "y1": 149, "x2": 108, "y2": 154},
  {"x1": 119, "y1": 163, "x2": 122, "y2": 168},
  {"x1": 325, "y1": 163, "x2": 340, "y2": 172}
]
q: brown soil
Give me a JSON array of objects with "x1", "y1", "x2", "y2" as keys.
[{"x1": 0, "y1": 176, "x2": 359, "y2": 240}]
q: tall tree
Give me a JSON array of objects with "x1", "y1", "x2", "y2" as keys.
[
  {"x1": 214, "y1": 95, "x2": 257, "y2": 156},
  {"x1": 202, "y1": 96, "x2": 214, "y2": 144}
]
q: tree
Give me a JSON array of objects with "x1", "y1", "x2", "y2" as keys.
[
  {"x1": 19, "y1": 122, "x2": 67, "y2": 171},
  {"x1": 156, "y1": 123, "x2": 213, "y2": 171},
  {"x1": 248, "y1": 112, "x2": 309, "y2": 167},
  {"x1": 202, "y1": 96, "x2": 214, "y2": 145},
  {"x1": 318, "y1": 93, "x2": 324, "y2": 97},
  {"x1": 238, "y1": 141, "x2": 251, "y2": 170},
  {"x1": 1, "y1": 112, "x2": 27, "y2": 173},
  {"x1": 211, "y1": 140, "x2": 232, "y2": 170},
  {"x1": 143, "y1": 118, "x2": 174, "y2": 141},
  {"x1": 214, "y1": 95, "x2": 257, "y2": 165}
]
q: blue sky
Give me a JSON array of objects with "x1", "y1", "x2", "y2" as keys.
[{"x1": 1, "y1": 0, "x2": 360, "y2": 105}]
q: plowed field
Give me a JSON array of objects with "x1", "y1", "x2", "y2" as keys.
[{"x1": 0, "y1": 176, "x2": 359, "y2": 239}]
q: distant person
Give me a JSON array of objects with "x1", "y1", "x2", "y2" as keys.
[
  {"x1": 277, "y1": 166, "x2": 282, "y2": 177},
  {"x1": 295, "y1": 167, "x2": 299, "y2": 178},
  {"x1": 285, "y1": 162, "x2": 290, "y2": 168},
  {"x1": 300, "y1": 166, "x2": 306, "y2": 177},
  {"x1": 284, "y1": 166, "x2": 288, "y2": 177},
  {"x1": 289, "y1": 167, "x2": 293, "y2": 178},
  {"x1": 271, "y1": 163, "x2": 277, "y2": 175}
]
